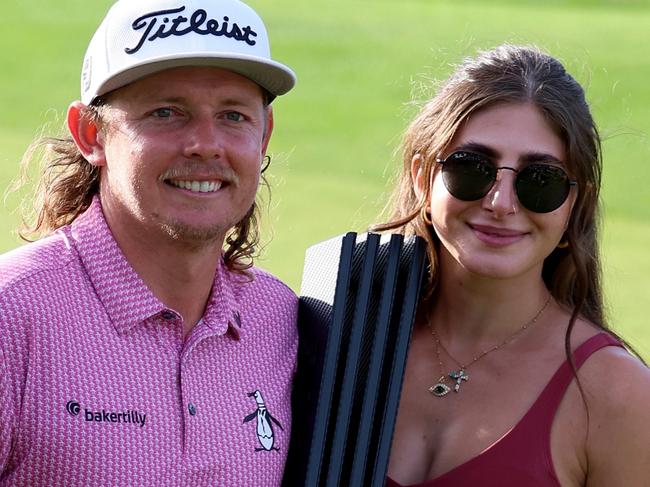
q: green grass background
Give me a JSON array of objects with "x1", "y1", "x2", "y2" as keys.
[{"x1": 1, "y1": 0, "x2": 649, "y2": 355}]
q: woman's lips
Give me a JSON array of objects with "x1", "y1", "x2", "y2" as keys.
[{"x1": 469, "y1": 223, "x2": 528, "y2": 246}]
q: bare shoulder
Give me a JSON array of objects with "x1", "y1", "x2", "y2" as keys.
[
  {"x1": 578, "y1": 334, "x2": 649, "y2": 394},
  {"x1": 577, "y1": 333, "x2": 650, "y2": 486},
  {"x1": 577, "y1": 331, "x2": 650, "y2": 412}
]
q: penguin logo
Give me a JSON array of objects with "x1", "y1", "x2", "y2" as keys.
[{"x1": 243, "y1": 390, "x2": 284, "y2": 452}]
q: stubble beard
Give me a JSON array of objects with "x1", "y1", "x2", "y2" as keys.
[{"x1": 160, "y1": 219, "x2": 228, "y2": 251}]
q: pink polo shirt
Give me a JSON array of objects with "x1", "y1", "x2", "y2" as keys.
[{"x1": 0, "y1": 197, "x2": 298, "y2": 486}]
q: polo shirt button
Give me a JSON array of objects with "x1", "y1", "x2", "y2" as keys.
[
  {"x1": 161, "y1": 310, "x2": 176, "y2": 320},
  {"x1": 188, "y1": 403, "x2": 197, "y2": 416}
]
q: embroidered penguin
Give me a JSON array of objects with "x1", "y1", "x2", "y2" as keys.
[{"x1": 243, "y1": 390, "x2": 283, "y2": 452}]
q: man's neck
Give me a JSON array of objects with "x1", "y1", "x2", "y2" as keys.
[
  {"x1": 133, "y1": 241, "x2": 221, "y2": 336},
  {"x1": 105, "y1": 215, "x2": 224, "y2": 337}
]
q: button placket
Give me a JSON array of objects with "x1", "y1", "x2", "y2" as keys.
[{"x1": 179, "y1": 349, "x2": 202, "y2": 453}]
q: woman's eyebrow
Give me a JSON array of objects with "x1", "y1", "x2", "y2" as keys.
[
  {"x1": 453, "y1": 142, "x2": 499, "y2": 158},
  {"x1": 521, "y1": 152, "x2": 564, "y2": 165},
  {"x1": 454, "y1": 142, "x2": 564, "y2": 165}
]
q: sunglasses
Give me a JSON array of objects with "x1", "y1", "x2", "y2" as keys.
[{"x1": 435, "y1": 150, "x2": 577, "y2": 213}]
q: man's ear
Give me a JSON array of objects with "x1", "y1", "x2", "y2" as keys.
[
  {"x1": 67, "y1": 101, "x2": 107, "y2": 167},
  {"x1": 411, "y1": 153, "x2": 428, "y2": 202},
  {"x1": 261, "y1": 106, "x2": 274, "y2": 156}
]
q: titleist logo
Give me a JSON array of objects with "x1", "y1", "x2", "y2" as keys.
[{"x1": 125, "y1": 6, "x2": 258, "y2": 55}]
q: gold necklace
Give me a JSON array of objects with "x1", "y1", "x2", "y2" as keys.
[{"x1": 428, "y1": 295, "x2": 551, "y2": 397}]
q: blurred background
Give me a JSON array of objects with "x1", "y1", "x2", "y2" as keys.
[{"x1": 1, "y1": 0, "x2": 649, "y2": 354}]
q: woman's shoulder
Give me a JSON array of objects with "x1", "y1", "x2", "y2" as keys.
[
  {"x1": 573, "y1": 326, "x2": 650, "y2": 486},
  {"x1": 572, "y1": 323, "x2": 648, "y2": 385},
  {"x1": 582, "y1": 338, "x2": 649, "y2": 404},
  {"x1": 558, "y1": 319, "x2": 650, "y2": 432},
  {"x1": 568, "y1": 320, "x2": 648, "y2": 393}
]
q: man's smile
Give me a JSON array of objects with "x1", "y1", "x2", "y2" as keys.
[{"x1": 166, "y1": 179, "x2": 224, "y2": 193}]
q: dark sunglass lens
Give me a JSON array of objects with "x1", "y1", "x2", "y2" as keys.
[
  {"x1": 516, "y1": 164, "x2": 571, "y2": 213},
  {"x1": 442, "y1": 152, "x2": 495, "y2": 201}
]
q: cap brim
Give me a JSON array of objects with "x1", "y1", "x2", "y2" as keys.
[{"x1": 92, "y1": 52, "x2": 296, "y2": 103}]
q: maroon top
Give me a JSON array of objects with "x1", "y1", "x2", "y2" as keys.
[{"x1": 387, "y1": 333, "x2": 622, "y2": 487}]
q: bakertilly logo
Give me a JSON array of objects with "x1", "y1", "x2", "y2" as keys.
[{"x1": 66, "y1": 400, "x2": 147, "y2": 427}]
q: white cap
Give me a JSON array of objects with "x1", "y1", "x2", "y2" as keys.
[{"x1": 80, "y1": 0, "x2": 296, "y2": 104}]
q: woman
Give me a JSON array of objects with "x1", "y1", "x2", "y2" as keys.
[{"x1": 378, "y1": 45, "x2": 650, "y2": 486}]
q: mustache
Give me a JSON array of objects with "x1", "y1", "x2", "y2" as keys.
[{"x1": 159, "y1": 162, "x2": 239, "y2": 185}]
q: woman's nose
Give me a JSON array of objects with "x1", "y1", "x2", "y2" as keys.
[{"x1": 482, "y1": 166, "x2": 519, "y2": 217}]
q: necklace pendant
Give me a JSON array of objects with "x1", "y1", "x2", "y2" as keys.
[
  {"x1": 429, "y1": 381, "x2": 451, "y2": 397},
  {"x1": 449, "y1": 369, "x2": 469, "y2": 392}
]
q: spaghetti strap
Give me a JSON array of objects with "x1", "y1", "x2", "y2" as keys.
[{"x1": 523, "y1": 332, "x2": 623, "y2": 433}]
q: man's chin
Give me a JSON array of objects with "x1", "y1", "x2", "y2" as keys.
[{"x1": 160, "y1": 222, "x2": 226, "y2": 250}]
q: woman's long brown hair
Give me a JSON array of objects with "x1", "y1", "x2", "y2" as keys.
[{"x1": 374, "y1": 44, "x2": 642, "y2": 366}]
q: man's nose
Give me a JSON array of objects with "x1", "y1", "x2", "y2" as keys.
[
  {"x1": 182, "y1": 115, "x2": 224, "y2": 161},
  {"x1": 482, "y1": 166, "x2": 518, "y2": 217}
]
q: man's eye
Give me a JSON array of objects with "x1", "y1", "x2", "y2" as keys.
[
  {"x1": 152, "y1": 107, "x2": 174, "y2": 118},
  {"x1": 225, "y1": 112, "x2": 244, "y2": 122}
]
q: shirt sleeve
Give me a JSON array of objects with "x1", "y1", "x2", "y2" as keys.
[{"x1": 0, "y1": 340, "x2": 15, "y2": 473}]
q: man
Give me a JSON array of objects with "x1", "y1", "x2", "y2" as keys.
[{"x1": 0, "y1": 0, "x2": 297, "y2": 485}]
